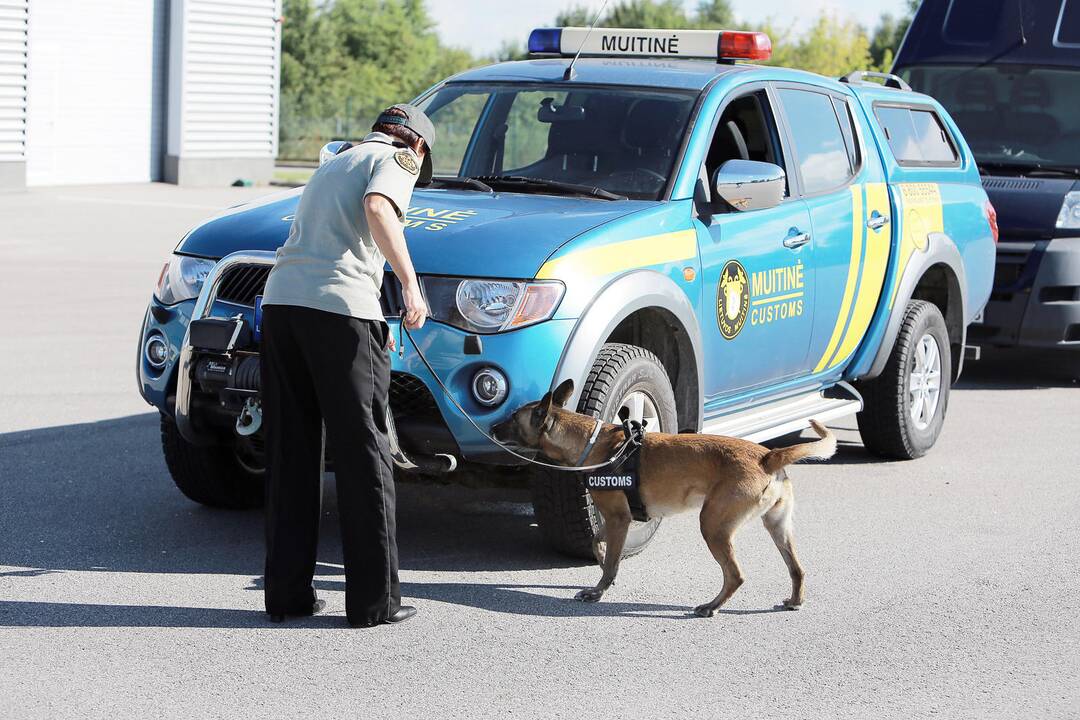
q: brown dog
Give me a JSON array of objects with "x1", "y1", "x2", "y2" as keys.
[{"x1": 491, "y1": 379, "x2": 836, "y2": 616}]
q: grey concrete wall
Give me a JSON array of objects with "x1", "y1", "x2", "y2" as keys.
[
  {"x1": 163, "y1": 156, "x2": 273, "y2": 187},
  {"x1": 0, "y1": 162, "x2": 25, "y2": 190}
]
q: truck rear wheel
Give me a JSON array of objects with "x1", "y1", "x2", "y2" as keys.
[
  {"x1": 856, "y1": 300, "x2": 951, "y2": 460},
  {"x1": 530, "y1": 343, "x2": 677, "y2": 559},
  {"x1": 160, "y1": 414, "x2": 265, "y2": 509}
]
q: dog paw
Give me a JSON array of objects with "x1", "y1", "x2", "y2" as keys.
[
  {"x1": 574, "y1": 588, "x2": 604, "y2": 603},
  {"x1": 693, "y1": 604, "x2": 716, "y2": 618},
  {"x1": 780, "y1": 599, "x2": 802, "y2": 611}
]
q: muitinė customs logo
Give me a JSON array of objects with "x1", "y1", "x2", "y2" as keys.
[
  {"x1": 717, "y1": 259, "x2": 750, "y2": 339},
  {"x1": 394, "y1": 150, "x2": 419, "y2": 175}
]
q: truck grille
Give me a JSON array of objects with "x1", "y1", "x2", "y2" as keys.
[
  {"x1": 389, "y1": 372, "x2": 440, "y2": 419},
  {"x1": 215, "y1": 263, "x2": 404, "y2": 317}
]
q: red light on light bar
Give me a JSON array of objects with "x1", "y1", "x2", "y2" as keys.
[{"x1": 719, "y1": 31, "x2": 771, "y2": 61}]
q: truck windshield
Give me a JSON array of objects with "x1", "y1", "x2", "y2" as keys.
[
  {"x1": 415, "y1": 83, "x2": 697, "y2": 200},
  {"x1": 898, "y1": 64, "x2": 1080, "y2": 174}
]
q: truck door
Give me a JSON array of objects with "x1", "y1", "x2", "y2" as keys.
[
  {"x1": 697, "y1": 88, "x2": 816, "y2": 400},
  {"x1": 773, "y1": 85, "x2": 891, "y2": 375}
]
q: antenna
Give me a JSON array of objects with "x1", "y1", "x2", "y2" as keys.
[{"x1": 564, "y1": 0, "x2": 610, "y2": 81}]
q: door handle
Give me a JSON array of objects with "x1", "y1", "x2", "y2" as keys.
[
  {"x1": 867, "y1": 212, "x2": 890, "y2": 231},
  {"x1": 783, "y1": 231, "x2": 811, "y2": 249}
]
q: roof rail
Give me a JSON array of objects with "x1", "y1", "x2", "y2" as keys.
[{"x1": 838, "y1": 70, "x2": 911, "y2": 92}]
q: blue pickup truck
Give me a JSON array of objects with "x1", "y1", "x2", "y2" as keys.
[{"x1": 137, "y1": 28, "x2": 996, "y2": 557}]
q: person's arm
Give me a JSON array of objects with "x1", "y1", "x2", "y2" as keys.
[{"x1": 364, "y1": 193, "x2": 427, "y2": 329}]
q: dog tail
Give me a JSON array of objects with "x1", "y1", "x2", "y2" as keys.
[{"x1": 760, "y1": 419, "x2": 836, "y2": 475}]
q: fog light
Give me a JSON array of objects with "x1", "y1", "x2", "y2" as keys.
[
  {"x1": 472, "y1": 367, "x2": 508, "y2": 407},
  {"x1": 145, "y1": 334, "x2": 169, "y2": 369}
]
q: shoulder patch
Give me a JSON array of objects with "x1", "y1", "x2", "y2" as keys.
[{"x1": 394, "y1": 150, "x2": 419, "y2": 175}]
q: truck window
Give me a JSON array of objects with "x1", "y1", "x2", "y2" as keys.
[
  {"x1": 944, "y1": 0, "x2": 1006, "y2": 46},
  {"x1": 874, "y1": 105, "x2": 959, "y2": 167},
  {"x1": 704, "y1": 89, "x2": 787, "y2": 203},
  {"x1": 832, "y1": 97, "x2": 861, "y2": 173},
  {"x1": 1056, "y1": 0, "x2": 1080, "y2": 46},
  {"x1": 777, "y1": 88, "x2": 853, "y2": 195},
  {"x1": 504, "y1": 90, "x2": 570, "y2": 171}
]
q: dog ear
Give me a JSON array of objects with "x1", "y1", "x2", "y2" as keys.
[{"x1": 551, "y1": 379, "x2": 575, "y2": 408}]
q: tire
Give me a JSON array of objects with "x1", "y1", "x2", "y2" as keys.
[
  {"x1": 856, "y1": 300, "x2": 951, "y2": 460},
  {"x1": 530, "y1": 343, "x2": 678, "y2": 559},
  {"x1": 160, "y1": 414, "x2": 265, "y2": 509}
]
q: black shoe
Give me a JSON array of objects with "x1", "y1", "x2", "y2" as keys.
[
  {"x1": 350, "y1": 605, "x2": 416, "y2": 628},
  {"x1": 269, "y1": 598, "x2": 326, "y2": 623}
]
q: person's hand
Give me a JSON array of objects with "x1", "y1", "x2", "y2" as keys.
[{"x1": 401, "y1": 280, "x2": 428, "y2": 330}]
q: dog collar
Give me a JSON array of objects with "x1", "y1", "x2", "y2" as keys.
[{"x1": 575, "y1": 419, "x2": 604, "y2": 467}]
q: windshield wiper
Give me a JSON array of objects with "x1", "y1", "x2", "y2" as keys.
[
  {"x1": 430, "y1": 176, "x2": 494, "y2": 193},
  {"x1": 475, "y1": 175, "x2": 627, "y2": 201}
]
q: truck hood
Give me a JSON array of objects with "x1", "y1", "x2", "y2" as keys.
[
  {"x1": 982, "y1": 175, "x2": 1079, "y2": 239},
  {"x1": 176, "y1": 186, "x2": 651, "y2": 277}
]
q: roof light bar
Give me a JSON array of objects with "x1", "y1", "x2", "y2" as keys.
[{"x1": 527, "y1": 27, "x2": 771, "y2": 62}]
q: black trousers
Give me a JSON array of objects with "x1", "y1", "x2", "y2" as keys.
[{"x1": 260, "y1": 304, "x2": 400, "y2": 625}]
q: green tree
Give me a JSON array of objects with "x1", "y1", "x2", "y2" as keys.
[
  {"x1": 869, "y1": 0, "x2": 919, "y2": 70},
  {"x1": 694, "y1": 0, "x2": 735, "y2": 28},
  {"x1": 762, "y1": 13, "x2": 873, "y2": 78},
  {"x1": 279, "y1": 0, "x2": 475, "y2": 159}
]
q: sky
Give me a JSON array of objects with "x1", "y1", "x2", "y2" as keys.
[{"x1": 428, "y1": 0, "x2": 908, "y2": 56}]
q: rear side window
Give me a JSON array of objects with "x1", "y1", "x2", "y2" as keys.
[
  {"x1": 777, "y1": 88, "x2": 854, "y2": 195},
  {"x1": 874, "y1": 105, "x2": 959, "y2": 167},
  {"x1": 1056, "y1": 0, "x2": 1080, "y2": 46},
  {"x1": 944, "y1": 0, "x2": 1005, "y2": 45}
]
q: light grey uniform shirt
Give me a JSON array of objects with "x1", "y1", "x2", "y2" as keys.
[{"x1": 262, "y1": 132, "x2": 421, "y2": 320}]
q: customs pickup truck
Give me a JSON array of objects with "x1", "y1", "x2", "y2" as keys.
[{"x1": 137, "y1": 28, "x2": 997, "y2": 558}]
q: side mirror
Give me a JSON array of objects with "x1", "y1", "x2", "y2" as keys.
[
  {"x1": 713, "y1": 159, "x2": 785, "y2": 212},
  {"x1": 319, "y1": 140, "x2": 353, "y2": 166}
]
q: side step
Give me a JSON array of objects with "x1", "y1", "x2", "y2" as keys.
[{"x1": 700, "y1": 382, "x2": 862, "y2": 443}]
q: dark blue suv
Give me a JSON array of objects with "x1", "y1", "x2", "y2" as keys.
[{"x1": 894, "y1": 0, "x2": 1080, "y2": 351}]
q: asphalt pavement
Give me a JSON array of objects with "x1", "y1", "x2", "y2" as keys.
[{"x1": 1, "y1": 184, "x2": 1078, "y2": 719}]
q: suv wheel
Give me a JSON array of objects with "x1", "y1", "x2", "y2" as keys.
[
  {"x1": 530, "y1": 343, "x2": 677, "y2": 559},
  {"x1": 856, "y1": 300, "x2": 951, "y2": 460},
  {"x1": 160, "y1": 414, "x2": 265, "y2": 509}
]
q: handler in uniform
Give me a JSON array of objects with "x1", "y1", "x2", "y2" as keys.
[{"x1": 260, "y1": 104, "x2": 434, "y2": 627}]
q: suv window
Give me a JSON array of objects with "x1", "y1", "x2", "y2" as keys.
[
  {"x1": 944, "y1": 0, "x2": 1006, "y2": 46},
  {"x1": 705, "y1": 90, "x2": 785, "y2": 189},
  {"x1": 874, "y1": 105, "x2": 959, "y2": 166},
  {"x1": 777, "y1": 88, "x2": 854, "y2": 195},
  {"x1": 1056, "y1": 0, "x2": 1080, "y2": 46}
]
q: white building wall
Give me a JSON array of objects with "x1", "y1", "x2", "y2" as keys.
[
  {"x1": 166, "y1": 0, "x2": 280, "y2": 185},
  {"x1": 0, "y1": 0, "x2": 28, "y2": 187},
  {"x1": 25, "y1": 0, "x2": 163, "y2": 186}
]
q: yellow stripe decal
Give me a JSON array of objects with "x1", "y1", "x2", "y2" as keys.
[
  {"x1": 830, "y1": 182, "x2": 891, "y2": 368},
  {"x1": 536, "y1": 229, "x2": 697, "y2": 280},
  {"x1": 889, "y1": 182, "x2": 944, "y2": 309},
  {"x1": 813, "y1": 185, "x2": 864, "y2": 373}
]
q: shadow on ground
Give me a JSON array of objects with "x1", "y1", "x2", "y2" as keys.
[
  {"x1": 955, "y1": 347, "x2": 1078, "y2": 391},
  {"x1": 0, "y1": 413, "x2": 581, "y2": 584}
]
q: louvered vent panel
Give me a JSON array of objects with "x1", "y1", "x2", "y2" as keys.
[
  {"x1": 0, "y1": 0, "x2": 28, "y2": 162},
  {"x1": 183, "y1": 0, "x2": 279, "y2": 158},
  {"x1": 982, "y1": 178, "x2": 1042, "y2": 191}
]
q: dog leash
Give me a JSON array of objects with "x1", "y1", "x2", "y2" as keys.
[{"x1": 396, "y1": 313, "x2": 641, "y2": 472}]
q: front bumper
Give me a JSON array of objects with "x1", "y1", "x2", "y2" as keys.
[
  {"x1": 138, "y1": 251, "x2": 577, "y2": 465},
  {"x1": 970, "y1": 238, "x2": 1080, "y2": 349}
]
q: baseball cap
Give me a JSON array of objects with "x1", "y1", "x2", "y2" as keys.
[{"x1": 376, "y1": 104, "x2": 436, "y2": 184}]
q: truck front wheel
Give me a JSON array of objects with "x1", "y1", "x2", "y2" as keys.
[
  {"x1": 530, "y1": 343, "x2": 677, "y2": 559},
  {"x1": 857, "y1": 300, "x2": 952, "y2": 460},
  {"x1": 160, "y1": 414, "x2": 265, "y2": 509}
]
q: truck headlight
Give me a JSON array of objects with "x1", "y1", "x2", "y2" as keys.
[
  {"x1": 155, "y1": 254, "x2": 216, "y2": 305},
  {"x1": 1056, "y1": 191, "x2": 1080, "y2": 230},
  {"x1": 420, "y1": 277, "x2": 565, "y2": 333}
]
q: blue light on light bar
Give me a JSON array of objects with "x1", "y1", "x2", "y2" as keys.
[{"x1": 528, "y1": 28, "x2": 562, "y2": 55}]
